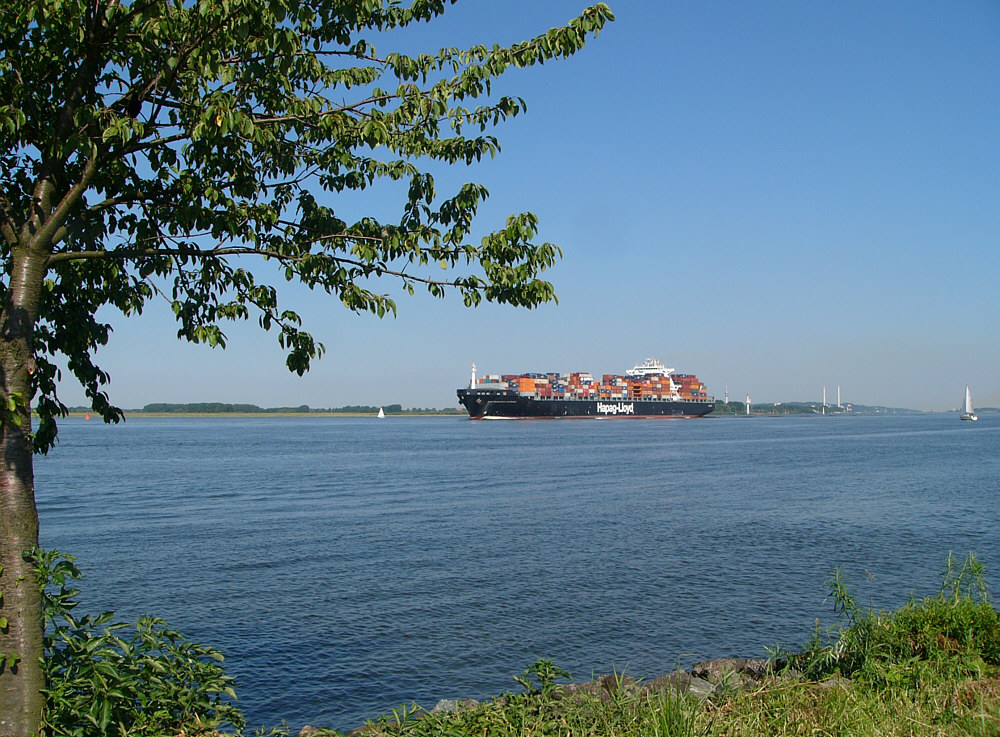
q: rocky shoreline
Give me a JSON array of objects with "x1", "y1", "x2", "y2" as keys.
[{"x1": 298, "y1": 657, "x2": 850, "y2": 737}]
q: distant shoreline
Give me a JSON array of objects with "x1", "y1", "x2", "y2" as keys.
[
  {"x1": 67, "y1": 411, "x2": 461, "y2": 418},
  {"x1": 63, "y1": 408, "x2": 989, "y2": 419}
]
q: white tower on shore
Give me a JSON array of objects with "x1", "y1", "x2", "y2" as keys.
[
  {"x1": 746, "y1": 393, "x2": 751, "y2": 415},
  {"x1": 822, "y1": 385, "x2": 826, "y2": 415},
  {"x1": 470, "y1": 363, "x2": 477, "y2": 389},
  {"x1": 838, "y1": 385, "x2": 842, "y2": 409}
]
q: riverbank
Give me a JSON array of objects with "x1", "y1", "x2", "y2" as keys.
[{"x1": 305, "y1": 658, "x2": 1000, "y2": 737}]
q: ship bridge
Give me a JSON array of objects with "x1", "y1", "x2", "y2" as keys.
[{"x1": 624, "y1": 358, "x2": 674, "y2": 378}]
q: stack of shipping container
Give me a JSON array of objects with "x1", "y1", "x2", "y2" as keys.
[{"x1": 476, "y1": 370, "x2": 708, "y2": 401}]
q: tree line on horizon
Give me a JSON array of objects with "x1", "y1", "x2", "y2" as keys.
[
  {"x1": 712, "y1": 401, "x2": 924, "y2": 415},
  {"x1": 126, "y1": 403, "x2": 461, "y2": 414}
]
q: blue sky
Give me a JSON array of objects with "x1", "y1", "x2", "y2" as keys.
[{"x1": 59, "y1": 1, "x2": 999, "y2": 412}]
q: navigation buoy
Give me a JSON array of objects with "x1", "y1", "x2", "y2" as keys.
[{"x1": 85, "y1": 412, "x2": 90, "y2": 420}]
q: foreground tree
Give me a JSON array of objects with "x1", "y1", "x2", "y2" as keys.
[{"x1": 0, "y1": 0, "x2": 613, "y2": 732}]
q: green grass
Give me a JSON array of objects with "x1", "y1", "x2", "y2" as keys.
[{"x1": 345, "y1": 674, "x2": 1000, "y2": 737}]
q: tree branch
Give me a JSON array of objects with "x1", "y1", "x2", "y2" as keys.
[
  {"x1": 250, "y1": 94, "x2": 397, "y2": 127},
  {"x1": 0, "y1": 195, "x2": 18, "y2": 247},
  {"x1": 27, "y1": 153, "x2": 103, "y2": 253},
  {"x1": 45, "y1": 244, "x2": 473, "y2": 290}
]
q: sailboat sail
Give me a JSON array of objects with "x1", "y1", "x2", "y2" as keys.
[{"x1": 961, "y1": 386, "x2": 977, "y2": 421}]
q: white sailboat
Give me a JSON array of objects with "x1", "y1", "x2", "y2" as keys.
[
  {"x1": 960, "y1": 386, "x2": 977, "y2": 422},
  {"x1": 377, "y1": 407, "x2": 385, "y2": 419}
]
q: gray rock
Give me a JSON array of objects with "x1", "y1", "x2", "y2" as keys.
[
  {"x1": 599, "y1": 673, "x2": 637, "y2": 696},
  {"x1": 642, "y1": 671, "x2": 692, "y2": 695},
  {"x1": 430, "y1": 699, "x2": 460, "y2": 714},
  {"x1": 557, "y1": 675, "x2": 639, "y2": 705},
  {"x1": 740, "y1": 658, "x2": 774, "y2": 679},
  {"x1": 346, "y1": 723, "x2": 395, "y2": 737},
  {"x1": 298, "y1": 726, "x2": 342, "y2": 737},
  {"x1": 688, "y1": 657, "x2": 789, "y2": 698},
  {"x1": 641, "y1": 671, "x2": 714, "y2": 701},
  {"x1": 560, "y1": 679, "x2": 611, "y2": 703},
  {"x1": 690, "y1": 657, "x2": 775, "y2": 683},
  {"x1": 687, "y1": 676, "x2": 717, "y2": 700},
  {"x1": 815, "y1": 676, "x2": 851, "y2": 689},
  {"x1": 430, "y1": 697, "x2": 480, "y2": 714}
]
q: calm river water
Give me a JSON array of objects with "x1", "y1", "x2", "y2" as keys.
[{"x1": 34, "y1": 412, "x2": 1000, "y2": 731}]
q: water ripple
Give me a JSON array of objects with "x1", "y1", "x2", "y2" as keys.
[{"x1": 34, "y1": 413, "x2": 1000, "y2": 732}]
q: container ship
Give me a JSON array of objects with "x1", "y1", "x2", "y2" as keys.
[{"x1": 457, "y1": 359, "x2": 714, "y2": 419}]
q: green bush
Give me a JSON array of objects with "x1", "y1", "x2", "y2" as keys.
[
  {"x1": 31, "y1": 548, "x2": 244, "y2": 737},
  {"x1": 796, "y1": 553, "x2": 1000, "y2": 687}
]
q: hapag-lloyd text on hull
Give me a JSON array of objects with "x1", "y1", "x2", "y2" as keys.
[{"x1": 596, "y1": 402, "x2": 635, "y2": 415}]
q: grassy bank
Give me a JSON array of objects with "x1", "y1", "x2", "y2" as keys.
[
  {"x1": 353, "y1": 676, "x2": 1000, "y2": 737},
  {"x1": 38, "y1": 553, "x2": 1000, "y2": 736}
]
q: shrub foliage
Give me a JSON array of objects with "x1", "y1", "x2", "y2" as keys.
[
  {"x1": 796, "y1": 552, "x2": 1000, "y2": 687},
  {"x1": 32, "y1": 549, "x2": 244, "y2": 736}
]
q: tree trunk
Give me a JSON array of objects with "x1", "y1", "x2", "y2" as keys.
[
  {"x1": 0, "y1": 249, "x2": 47, "y2": 737},
  {"x1": 0, "y1": 423, "x2": 42, "y2": 737}
]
